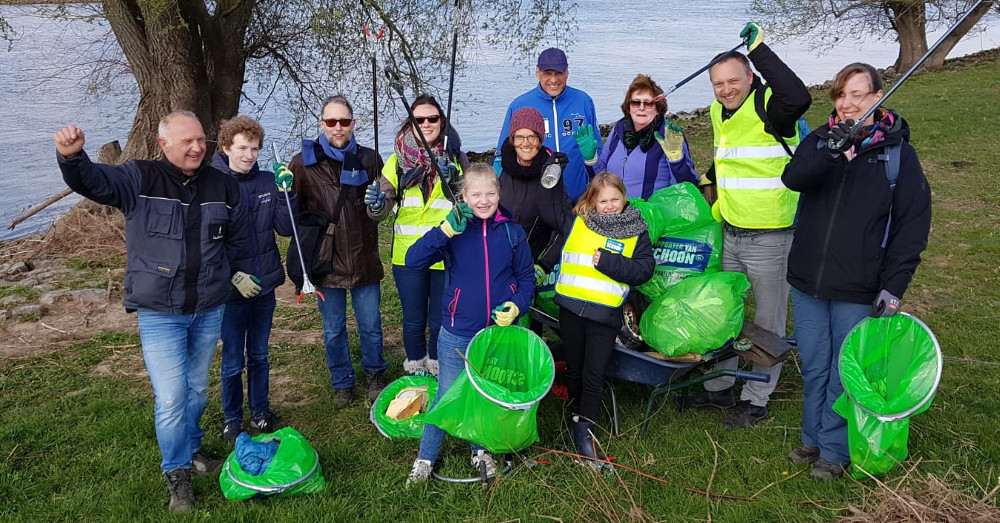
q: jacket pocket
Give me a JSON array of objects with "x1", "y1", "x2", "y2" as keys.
[
  {"x1": 126, "y1": 257, "x2": 178, "y2": 310},
  {"x1": 447, "y1": 288, "x2": 461, "y2": 328},
  {"x1": 144, "y1": 199, "x2": 183, "y2": 239}
]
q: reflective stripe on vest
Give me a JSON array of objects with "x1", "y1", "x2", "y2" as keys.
[
  {"x1": 382, "y1": 153, "x2": 462, "y2": 269},
  {"x1": 555, "y1": 217, "x2": 637, "y2": 308},
  {"x1": 710, "y1": 86, "x2": 800, "y2": 229}
]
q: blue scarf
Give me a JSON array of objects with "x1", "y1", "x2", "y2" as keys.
[{"x1": 301, "y1": 133, "x2": 369, "y2": 186}]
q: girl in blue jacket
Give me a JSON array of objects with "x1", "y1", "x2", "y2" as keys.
[{"x1": 404, "y1": 163, "x2": 536, "y2": 484}]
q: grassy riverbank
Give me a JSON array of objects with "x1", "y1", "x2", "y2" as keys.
[{"x1": 1, "y1": 58, "x2": 999, "y2": 521}]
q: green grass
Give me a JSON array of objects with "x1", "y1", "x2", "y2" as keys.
[
  {"x1": 3, "y1": 61, "x2": 1000, "y2": 521},
  {"x1": 0, "y1": 284, "x2": 40, "y2": 301}
]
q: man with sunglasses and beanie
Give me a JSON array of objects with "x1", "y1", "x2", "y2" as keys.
[
  {"x1": 688, "y1": 22, "x2": 812, "y2": 429},
  {"x1": 281, "y1": 94, "x2": 389, "y2": 408},
  {"x1": 495, "y1": 47, "x2": 600, "y2": 203}
]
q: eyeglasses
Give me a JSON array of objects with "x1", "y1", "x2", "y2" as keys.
[
  {"x1": 414, "y1": 116, "x2": 441, "y2": 125},
  {"x1": 512, "y1": 134, "x2": 539, "y2": 145},
  {"x1": 321, "y1": 118, "x2": 354, "y2": 128},
  {"x1": 836, "y1": 91, "x2": 874, "y2": 104},
  {"x1": 629, "y1": 99, "x2": 657, "y2": 109}
]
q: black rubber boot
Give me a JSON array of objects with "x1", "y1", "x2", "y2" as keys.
[{"x1": 571, "y1": 419, "x2": 606, "y2": 461}]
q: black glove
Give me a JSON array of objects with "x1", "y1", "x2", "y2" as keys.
[
  {"x1": 871, "y1": 289, "x2": 901, "y2": 318},
  {"x1": 827, "y1": 120, "x2": 856, "y2": 158}
]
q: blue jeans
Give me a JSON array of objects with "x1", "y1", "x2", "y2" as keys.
[
  {"x1": 393, "y1": 264, "x2": 444, "y2": 362},
  {"x1": 137, "y1": 305, "x2": 224, "y2": 472},
  {"x1": 417, "y1": 327, "x2": 485, "y2": 462},
  {"x1": 317, "y1": 282, "x2": 387, "y2": 389},
  {"x1": 791, "y1": 287, "x2": 869, "y2": 465},
  {"x1": 220, "y1": 291, "x2": 276, "y2": 421}
]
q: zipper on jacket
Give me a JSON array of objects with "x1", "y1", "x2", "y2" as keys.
[
  {"x1": 482, "y1": 220, "x2": 492, "y2": 327},
  {"x1": 813, "y1": 167, "x2": 847, "y2": 295},
  {"x1": 551, "y1": 99, "x2": 561, "y2": 153},
  {"x1": 448, "y1": 288, "x2": 461, "y2": 328}
]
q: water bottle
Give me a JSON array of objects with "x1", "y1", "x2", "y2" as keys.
[{"x1": 540, "y1": 152, "x2": 568, "y2": 189}]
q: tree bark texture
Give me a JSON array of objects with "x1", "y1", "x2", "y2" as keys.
[{"x1": 887, "y1": 1, "x2": 928, "y2": 72}]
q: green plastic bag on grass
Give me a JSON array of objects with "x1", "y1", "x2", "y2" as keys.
[
  {"x1": 370, "y1": 374, "x2": 439, "y2": 439},
  {"x1": 219, "y1": 426, "x2": 325, "y2": 501},
  {"x1": 423, "y1": 326, "x2": 555, "y2": 454},
  {"x1": 638, "y1": 272, "x2": 749, "y2": 356},
  {"x1": 832, "y1": 314, "x2": 942, "y2": 479}
]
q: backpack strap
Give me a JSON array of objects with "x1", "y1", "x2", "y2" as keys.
[
  {"x1": 877, "y1": 143, "x2": 902, "y2": 248},
  {"x1": 753, "y1": 86, "x2": 795, "y2": 157}
]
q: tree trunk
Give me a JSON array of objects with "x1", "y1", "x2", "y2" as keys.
[
  {"x1": 887, "y1": 1, "x2": 928, "y2": 72},
  {"x1": 925, "y1": 0, "x2": 996, "y2": 69},
  {"x1": 100, "y1": 1, "x2": 253, "y2": 162}
]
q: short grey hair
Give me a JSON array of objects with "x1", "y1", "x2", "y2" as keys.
[
  {"x1": 321, "y1": 95, "x2": 353, "y2": 118},
  {"x1": 158, "y1": 110, "x2": 200, "y2": 142}
]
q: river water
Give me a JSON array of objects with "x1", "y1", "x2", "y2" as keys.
[{"x1": 1, "y1": 2, "x2": 998, "y2": 241}]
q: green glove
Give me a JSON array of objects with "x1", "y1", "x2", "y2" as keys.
[
  {"x1": 273, "y1": 162, "x2": 294, "y2": 192},
  {"x1": 440, "y1": 203, "x2": 473, "y2": 238},
  {"x1": 740, "y1": 22, "x2": 764, "y2": 52},
  {"x1": 491, "y1": 301, "x2": 520, "y2": 327},
  {"x1": 533, "y1": 264, "x2": 546, "y2": 286},
  {"x1": 231, "y1": 271, "x2": 261, "y2": 298},
  {"x1": 654, "y1": 122, "x2": 686, "y2": 162},
  {"x1": 573, "y1": 124, "x2": 599, "y2": 162}
]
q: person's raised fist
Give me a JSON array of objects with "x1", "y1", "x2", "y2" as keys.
[{"x1": 53, "y1": 125, "x2": 86, "y2": 158}]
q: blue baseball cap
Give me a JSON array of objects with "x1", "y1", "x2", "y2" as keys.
[{"x1": 537, "y1": 48, "x2": 568, "y2": 73}]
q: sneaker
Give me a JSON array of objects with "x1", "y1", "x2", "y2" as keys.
[
  {"x1": 403, "y1": 358, "x2": 425, "y2": 374},
  {"x1": 424, "y1": 358, "x2": 439, "y2": 375},
  {"x1": 811, "y1": 458, "x2": 846, "y2": 480},
  {"x1": 406, "y1": 459, "x2": 433, "y2": 486},
  {"x1": 331, "y1": 387, "x2": 354, "y2": 408},
  {"x1": 190, "y1": 450, "x2": 222, "y2": 475},
  {"x1": 681, "y1": 388, "x2": 736, "y2": 410},
  {"x1": 164, "y1": 467, "x2": 194, "y2": 513},
  {"x1": 221, "y1": 418, "x2": 243, "y2": 443},
  {"x1": 788, "y1": 444, "x2": 820, "y2": 464},
  {"x1": 471, "y1": 450, "x2": 498, "y2": 477},
  {"x1": 249, "y1": 410, "x2": 280, "y2": 434},
  {"x1": 723, "y1": 401, "x2": 770, "y2": 429},
  {"x1": 366, "y1": 372, "x2": 389, "y2": 403}
]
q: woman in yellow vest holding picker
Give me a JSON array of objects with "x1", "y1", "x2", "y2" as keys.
[
  {"x1": 366, "y1": 94, "x2": 469, "y2": 376},
  {"x1": 554, "y1": 172, "x2": 654, "y2": 466}
]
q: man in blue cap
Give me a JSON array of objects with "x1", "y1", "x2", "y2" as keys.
[{"x1": 495, "y1": 47, "x2": 600, "y2": 203}]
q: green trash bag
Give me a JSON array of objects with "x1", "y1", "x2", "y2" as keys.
[
  {"x1": 832, "y1": 313, "x2": 942, "y2": 479},
  {"x1": 219, "y1": 426, "x2": 325, "y2": 501},
  {"x1": 631, "y1": 183, "x2": 722, "y2": 299},
  {"x1": 533, "y1": 264, "x2": 560, "y2": 319},
  {"x1": 370, "y1": 374, "x2": 439, "y2": 439},
  {"x1": 638, "y1": 272, "x2": 750, "y2": 356},
  {"x1": 423, "y1": 325, "x2": 555, "y2": 454}
]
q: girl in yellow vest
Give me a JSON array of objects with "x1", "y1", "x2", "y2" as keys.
[
  {"x1": 554, "y1": 172, "x2": 654, "y2": 465},
  {"x1": 365, "y1": 94, "x2": 469, "y2": 376}
]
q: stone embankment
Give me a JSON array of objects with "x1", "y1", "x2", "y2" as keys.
[{"x1": 0, "y1": 256, "x2": 120, "y2": 325}]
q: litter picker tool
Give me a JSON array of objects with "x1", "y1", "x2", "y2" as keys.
[
  {"x1": 442, "y1": 0, "x2": 461, "y2": 156},
  {"x1": 272, "y1": 143, "x2": 325, "y2": 303},
  {"x1": 652, "y1": 40, "x2": 747, "y2": 102},
  {"x1": 384, "y1": 67, "x2": 463, "y2": 217},
  {"x1": 829, "y1": 0, "x2": 985, "y2": 151},
  {"x1": 363, "y1": 24, "x2": 385, "y2": 160}
]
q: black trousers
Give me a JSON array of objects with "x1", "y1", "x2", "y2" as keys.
[{"x1": 559, "y1": 307, "x2": 618, "y2": 422}]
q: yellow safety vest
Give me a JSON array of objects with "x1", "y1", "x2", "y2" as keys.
[
  {"x1": 555, "y1": 217, "x2": 638, "y2": 308},
  {"x1": 383, "y1": 154, "x2": 462, "y2": 269},
  {"x1": 710, "y1": 86, "x2": 800, "y2": 229}
]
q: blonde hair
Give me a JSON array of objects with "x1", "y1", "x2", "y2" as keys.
[
  {"x1": 459, "y1": 163, "x2": 500, "y2": 195},
  {"x1": 573, "y1": 172, "x2": 626, "y2": 216}
]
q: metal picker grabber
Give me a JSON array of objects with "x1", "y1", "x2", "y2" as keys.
[
  {"x1": 651, "y1": 39, "x2": 747, "y2": 103},
  {"x1": 829, "y1": 0, "x2": 984, "y2": 152},
  {"x1": 384, "y1": 67, "x2": 463, "y2": 217},
  {"x1": 272, "y1": 143, "x2": 325, "y2": 303}
]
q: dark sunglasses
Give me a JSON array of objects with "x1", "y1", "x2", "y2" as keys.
[
  {"x1": 321, "y1": 118, "x2": 354, "y2": 127},
  {"x1": 629, "y1": 99, "x2": 657, "y2": 109},
  {"x1": 414, "y1": 115, "x2": 441, "y2": 125}
]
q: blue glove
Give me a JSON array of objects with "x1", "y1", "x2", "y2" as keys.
[
  {"x1": 436, "y1": 156, "x2": 456, "y2": 183},
  {"x1": 273, "y1": 162, "x2": 293, "y2": 192},
  {"x1": 364, "y1": 180, "x2": 386, "y2": 211},
  {"x1": 573, "y1": 124, "x2": 599, "y2": 162},
  {"x1": 441, "y1": 202, "x2": 473, "y2": 238}
]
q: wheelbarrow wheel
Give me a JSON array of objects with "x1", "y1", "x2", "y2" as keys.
[{"x1": 617, "y1": 292, "x2": 650, "y2": 351}]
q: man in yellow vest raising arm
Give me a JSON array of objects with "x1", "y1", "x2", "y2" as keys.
[{"x1": 688, "y1": 23, "x2": 811, "y2": 429}]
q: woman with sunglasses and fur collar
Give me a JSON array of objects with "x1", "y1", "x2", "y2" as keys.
[
  {"x1": 366, "y1": 94, "x2": 470, "y2": 376},
  {"x1": 574, "y1": 74, "x2": 700, "y2": 199}
]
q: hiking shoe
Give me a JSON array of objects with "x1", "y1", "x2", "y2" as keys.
[
  {"x1": 366, "y1": 371, "x2": 389, "y2": 403},
  {"x1": 403, "y1": 358, "x2": 425, "y2": 374},
  {"x1": 788, "y1": 444, "x2": 820, "y2": 464},
  {"x1": 190, "y1": 450, "x2": 222, "y2": 475},
  {"x1": 811, "y1": 458, "x2": 846, "y2": 480},
  {"x1": 424, "y1": 358, "x2": 439, "y2": 375},
  {"x1": 406, "y1": 459, "x2": 433, "y2": 486},
  {"x1": 681, "y1": 388, "x2": 736, "y2": 410},
  {"x1": 221, "y1": 418, "x2": 243, "y2": 443},
  {"x1": 164, "y1": 467, "x2": 194, "y2": 513},
  {"x1": 723, "y1": 401, "x2": 769, "y2": 429},
  {"x1": 331, "y1": 387, "x2": 354, "y2": 408},
  {"x1": 249, "y1": 410, "x2": 280, "y2": 434},
  {"x1": 471, "y1": 450, "x2": 498, "y2": 478}
]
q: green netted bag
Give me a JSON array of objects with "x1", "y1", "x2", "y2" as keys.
[
  {"x1": 423, "y1": 326, "x2": 555, "y2": 454},
  {"x1": 219, "y1": 426, "x2": 325, "y2": 501},
  {"x1": 370, "y1": 374, "x2": 439, "y2": 439},
  {"x1": 638, "y1": 272, "x2": 750, "y2": 356},
  {"x1": 832, "y1": 314, "x2": 942, "y2": 479}
]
